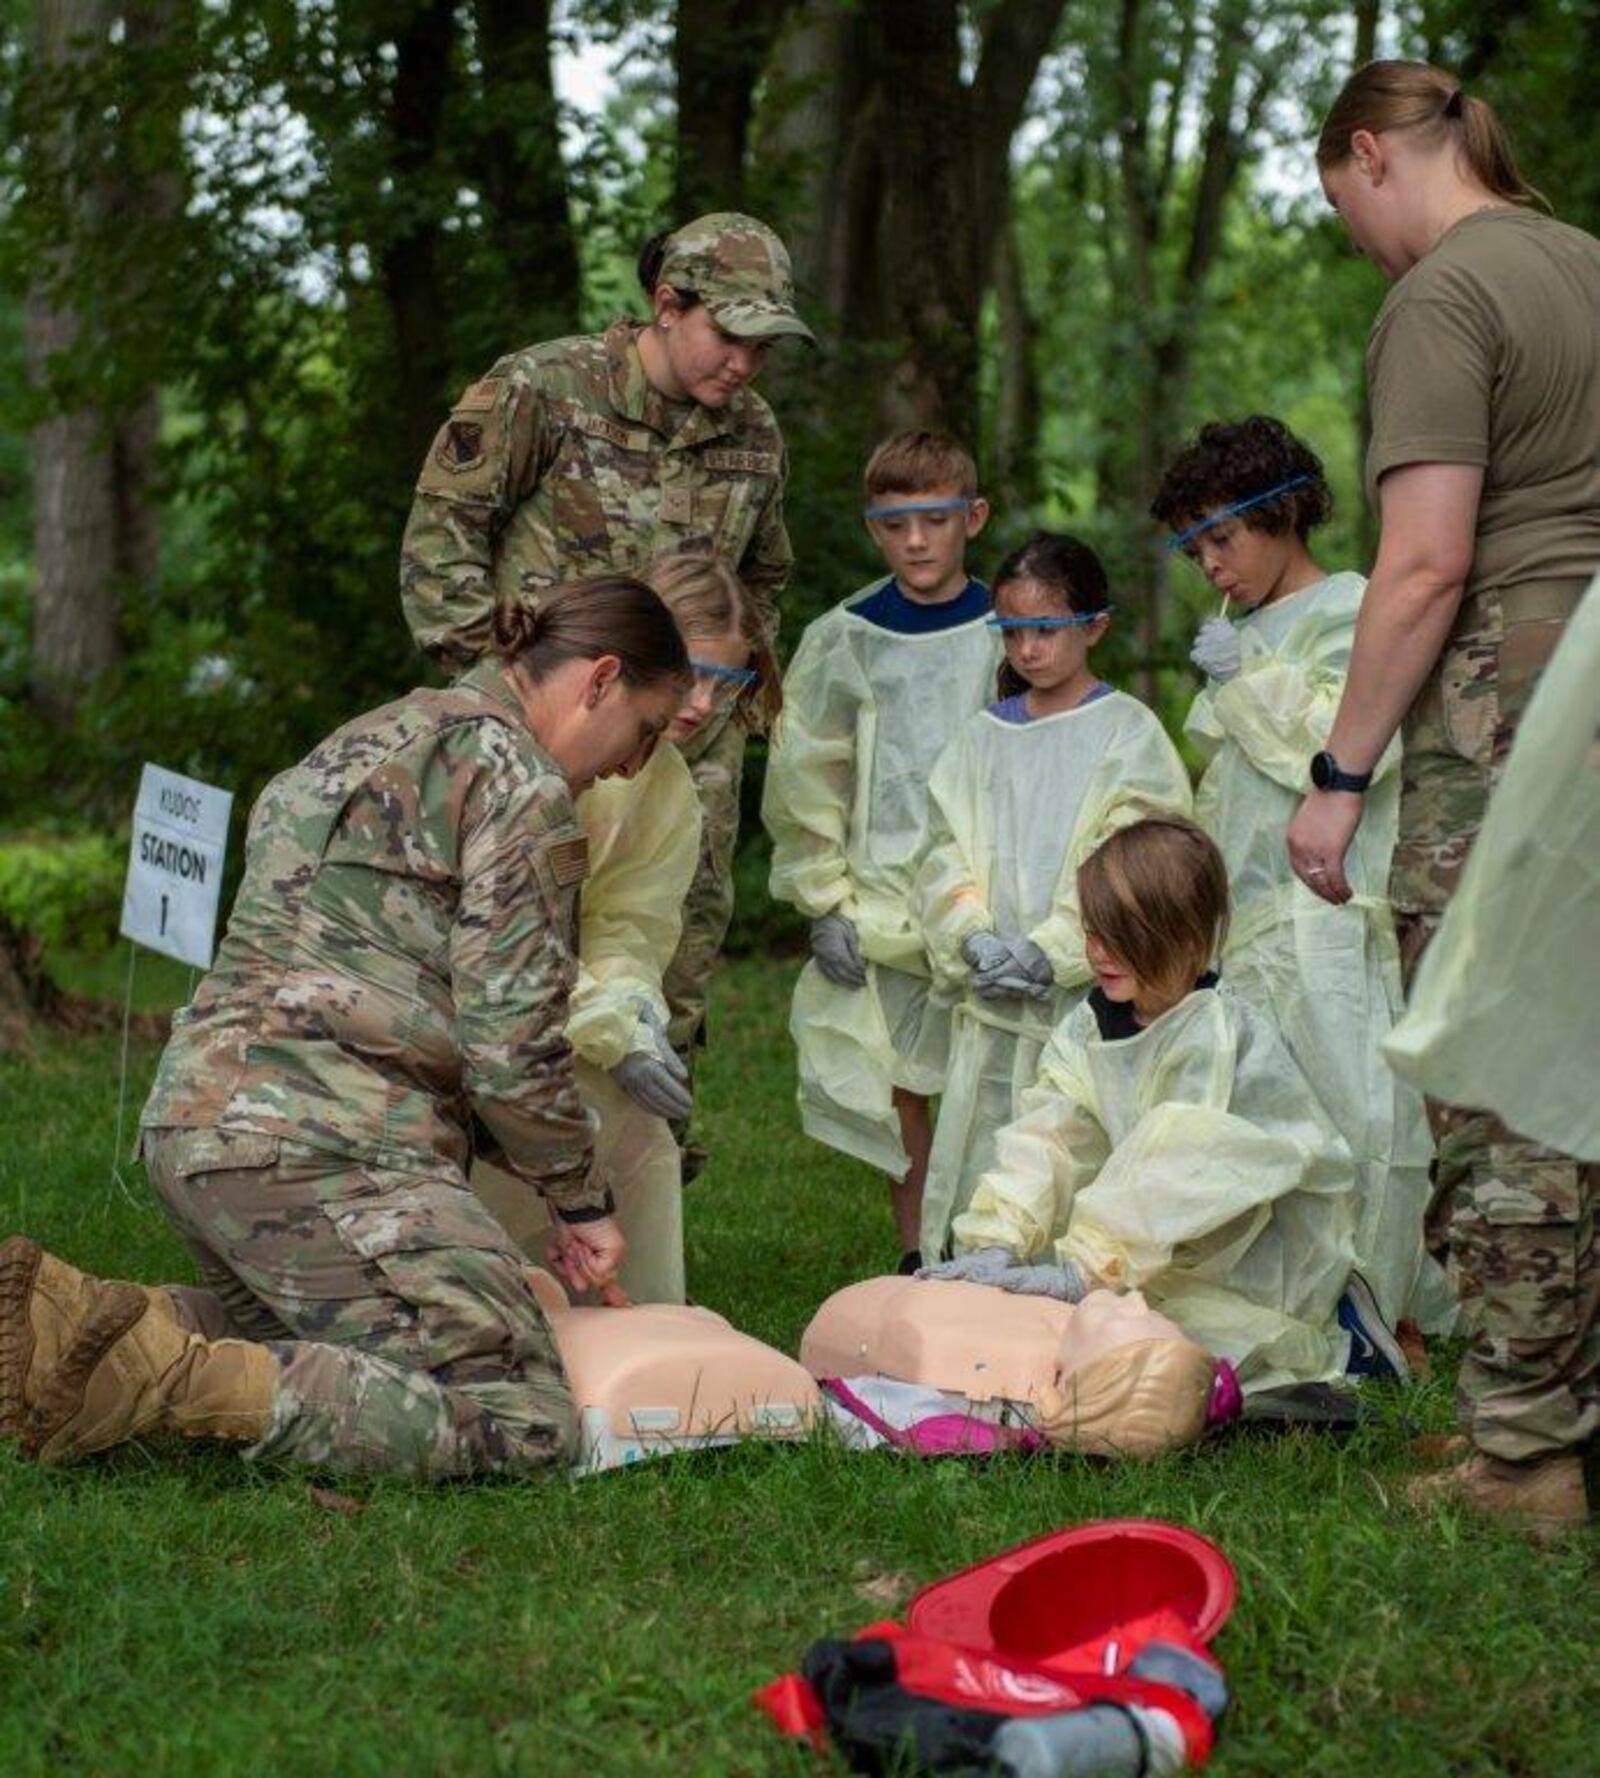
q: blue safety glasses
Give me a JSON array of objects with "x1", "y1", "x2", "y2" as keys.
[
  {"x1": 862, "y1": 497, "x2": 972, "y2": 522},
  {"x1": 1165, "y1": 475, "x2": 1313, "y2": 552},
  {"x1": 986, "y1": 609, "x2": 1110, "y2": 632},
  {"x1": 689, "y1": 658, "x2": 759, "y2": 711}
]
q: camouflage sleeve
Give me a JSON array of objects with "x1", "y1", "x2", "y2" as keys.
[
  {"x1": 449, "y1": 734, "x2": 604, "y2": 1215},
  {"x1": 400, "y1": 369, "x2": 553, "y2": 671},
  {"x1": 736, "y1": 439, "x2": 793, "y2": 653},
  {"x1": 661, "y1": 715, "x2": 746, "y2": 1049}
]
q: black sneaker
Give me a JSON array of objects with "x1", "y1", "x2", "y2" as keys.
[
  {"x1": 896, "y1": 1249, "x2": 922, "y2": 1276},
  {"x1": 1338, "y1": 1272, "x2": 1411, "y2": 1383}
]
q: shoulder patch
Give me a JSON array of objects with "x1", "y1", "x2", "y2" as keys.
[
  {"x1": 453, "y1": 380, "x2": 499, "y2": 414},
  {"x1": 544, "y1": 832, "x2": 590, "y2": 887},
  {"x1": 700, "y1": 448, "x2": 781, "y2": 476}
]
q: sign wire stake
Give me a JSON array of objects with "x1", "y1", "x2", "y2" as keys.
[{"x1": 110, "y1": 941, "x2": 141, "y2": 1208}]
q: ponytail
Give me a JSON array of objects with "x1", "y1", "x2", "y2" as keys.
[
  {"x1": 1317, "y1": 60, "x2": 1546, "y2": 209},
  {"x1": 637, "y1": 227, "x2": 704, "y2": 313},
  {"x1": 1454, "y1": 90, "x2": 1543, "y2": 208},
  {"x1": 491, "y1": 577, "x2": 690, "y2": 690},
  {"x1": 636, "y1": 231, "x2": 671, "y2": 297}
]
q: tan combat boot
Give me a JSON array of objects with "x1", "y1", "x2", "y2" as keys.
[
  {"x1": 1406, "y1": 1447, "x2": 1590, "y2": 1538},
  {"x1": 0, "y1": 1235, "x2": 278, "y2": 1465},
  {"x1": 0, "y1": 1236, "x2": 188, "y2": 1421}
]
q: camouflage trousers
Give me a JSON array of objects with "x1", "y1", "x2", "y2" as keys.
[
  {"x1": 662, "y1": 709, "x2": 746, "y2": 1052},
  {"x1": 1393, "y1": 578, "x2": 1599, "y2": 1462},
  {"x1": 144, "y1": 1128, "x2": 574, "y2": 1480}
]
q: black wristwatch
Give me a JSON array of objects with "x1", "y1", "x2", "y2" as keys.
[{"x1": 1309, "y1": 750, "x2": 1373, "y2": 794}]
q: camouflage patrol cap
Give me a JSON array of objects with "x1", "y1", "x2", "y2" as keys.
[{"x1": 658, "y1": 212, "x2": 815, "y2": 345}]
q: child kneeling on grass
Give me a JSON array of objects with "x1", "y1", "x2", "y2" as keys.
[{"x1": 922, "y1": 817, "x2": 1409, "y2": 1395}]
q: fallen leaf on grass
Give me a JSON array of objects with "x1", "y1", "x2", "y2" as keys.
[
  {"x1": 1409, "y1": 1433, "x2": 1468, "y2": 1463},
  {"x1": 852, "y1": 1570, "x2": 912, "y2": 1607},
  {"x1": 307, "y1": 1484, "x2": 367, "y2": 1516}
]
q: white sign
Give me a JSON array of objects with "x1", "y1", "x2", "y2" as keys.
[{"x1": 120, "y1": 764, "x2": 233, "y2": 969}]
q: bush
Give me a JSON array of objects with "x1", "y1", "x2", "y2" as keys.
[{"x1": 0, "y1": 832, "x2": 125, "y2": 954}]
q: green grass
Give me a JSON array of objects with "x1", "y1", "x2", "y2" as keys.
[{"x1": 1, "y1": 953, "x2": 1596, "y2": 1776}]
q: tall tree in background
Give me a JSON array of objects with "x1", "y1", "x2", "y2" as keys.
[
  {"x1": 760, "y1": 0, "x2": 1069, "y2": 445},
  {"x1": 22, "y1": 0, "x2": 184, "y2": 721},
  {"x1": 1089, "y1": 0, "x2": 1293, "y2": 682},
  {"x1": 267, "y1": 0, "x2": 582, "y2": 481},
  {"x1": 673, "y1": 0, "x2": 794, "y2": 215}
]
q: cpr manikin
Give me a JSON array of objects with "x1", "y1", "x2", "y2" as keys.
[
  {"x1": 801, "y1": 1277, "x2": 1230, "y2": 1458},
  {"x1": 526, "y1": 1269, "x2": 821, "y2": 1473}
]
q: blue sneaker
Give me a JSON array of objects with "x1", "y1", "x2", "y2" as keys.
[{"x1": 1338, "y1": 1273, "x2": 1411, "y2": 1383}]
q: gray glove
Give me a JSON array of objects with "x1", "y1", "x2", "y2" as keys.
[
  {"x1": 1190, "y1": 614, "x2": 1242, "y2": 683},
  {"x1": 990, "y1": 1259, "x2": 1088, "y2": 1302},
  {"x1": 961, "y1": 931, "x2": 1012, "y2": 979},
  {"x1": 609, "y1": 1006, "x2": 692, "y2": 1121},
  {"x1": 917, "y1": 1246, "x2": 1016, "y2": 1284},
  {"x1": 1001, "y1": 935, "x2": 1053, "y2": 990},
  {"x1": 919, "y1": 1249, "x2": 1088, "y2": 1302},
  {"x1": 811, "y1": 912, "x2": 867, "y2": 988},
  {"x1": 964, "y1": 931, "x2": 1051, "y2": 1003}
]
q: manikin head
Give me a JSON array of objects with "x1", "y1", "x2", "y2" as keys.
[{"x1": 1037, "y1": 1289, "x2": 1216, "y2": 1460}]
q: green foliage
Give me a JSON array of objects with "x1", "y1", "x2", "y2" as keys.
[
  {"x1": 1, "y1": 956, "x2": 1597, "y2": 1776},
  {"x1": 0, "y1": 832, "x2": 123, "y2": 953},
  {"x1": 2, "y1": 0, "x2": 1598, "y2": 836}
]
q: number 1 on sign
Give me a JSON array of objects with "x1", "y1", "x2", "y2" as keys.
[{"x1": 159, "y1": 893, "x2": 169, "y2": 936}]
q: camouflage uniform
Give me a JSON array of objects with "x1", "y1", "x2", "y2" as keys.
[
  {"x1": 662, "y1": 706, "x2": 745, "y2": 1050},
  {"x1": 1393, "y1": 578, "x2": 1599, "y2": 1463},
  {"x1": 399, "y1": 315, "x2": 792, "y2": 665},
  {"x1": 398, "y1": 215, "x2": 805, "y2": 1056},
  {"x1": 138, "y1": 659, "x2": 602, "y2": 1479}
]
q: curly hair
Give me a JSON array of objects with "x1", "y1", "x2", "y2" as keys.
[{"x1": 1149, "y1": 415, "x2": 1332, "y2": 541}]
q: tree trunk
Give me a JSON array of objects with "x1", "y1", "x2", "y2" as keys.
[
  {"x1": 673, "y1": 0, "x2": 793, "y2": 217},
  {"x1": 870, "y1": 0, "x2": 978, "y2": 433},
  {"x1": 473, "y1": 0, "x2": 580, "y2": 339},
  {"x1": 26, "y1": 0, "x2": 120, "y2": 722},
  {"x1": 378, "y1": 0, "x2": 457, "y2": 476},
  {"x1": 761, "y1": 0, "x2": 1065, "y2": 447},
  {"x1": 0, "y1": 919, "x2": 44, "y2": 1054},
  {"x1": 991, "y1": 207, "x2": 1042, "y2": 513},
  {"x1": 26, "y1": 0, "x2": 185, "y2": 722},
  {"x1": 1092, "y1": 0, "x2": 1278, "y2": 698}
]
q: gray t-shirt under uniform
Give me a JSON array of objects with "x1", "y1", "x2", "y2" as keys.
[{"x1": 1365, "y1": 207, "x2": 1600, "y2": 609}]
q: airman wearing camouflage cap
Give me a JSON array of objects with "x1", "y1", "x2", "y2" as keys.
[
  {"x1": 654, "y1": 211, "x2": 815, "y2": 345},
  {"x1": 399, "y1": 212, "x2": 809, "y2": 1080}
]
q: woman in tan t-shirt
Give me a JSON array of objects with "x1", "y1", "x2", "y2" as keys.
[{"x1": 1287, "y1": 60, "x2": 1600, "y2": 1533}]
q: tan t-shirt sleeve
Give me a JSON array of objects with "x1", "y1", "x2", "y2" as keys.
[{"x1": 1365, "y1": 291, "x2": 1497, "y2": 498}]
